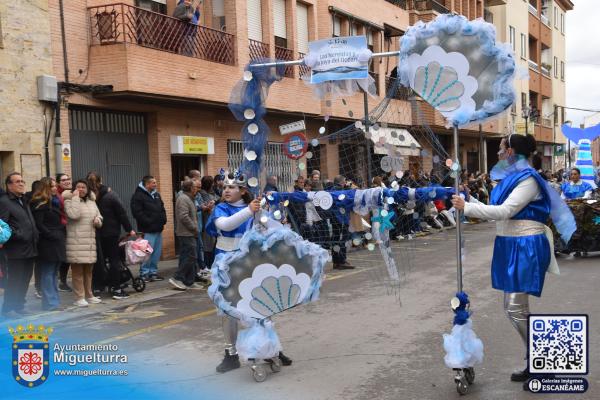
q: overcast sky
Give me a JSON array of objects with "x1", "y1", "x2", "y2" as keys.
[{"x1": 565, "y1": 0, "x2": 600, "y2": 126}]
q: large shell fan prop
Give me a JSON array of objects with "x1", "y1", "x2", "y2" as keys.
[{"x1": 398, "y1": 14, "x2": 516, "y2": 127}]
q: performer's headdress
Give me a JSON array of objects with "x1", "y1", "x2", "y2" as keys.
[{"x1": 223, "y1": 170, "x2": 247, "y2": 187}]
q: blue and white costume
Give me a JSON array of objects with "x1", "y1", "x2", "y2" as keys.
[
  {"x1": 463, "y1": 157, "x2": 575, "y2": 371},
  {"x1": 206, "y1": 201, "x2": 254, "y2": 256},
  {"x1": 561, "y1": 180, "x2": 593, "y2": 200}
]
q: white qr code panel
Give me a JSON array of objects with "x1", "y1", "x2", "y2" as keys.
[{"x1": 529, "y1": 315, "x2": 588, "y2": 374}]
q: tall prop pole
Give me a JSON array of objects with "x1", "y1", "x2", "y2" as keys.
[
  {"x1": 364, "y1": 91, "x2": 373, "y2": 185},
  {"x1": 453, "y1": 124, "x2": 463, "y2": 293}
]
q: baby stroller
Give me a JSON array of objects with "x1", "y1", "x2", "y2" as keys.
[{"x1": 113, "y1": 233, "x2": 153, "y2": 293}]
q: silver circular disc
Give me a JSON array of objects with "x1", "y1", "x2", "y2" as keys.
[
  {"x1": 283, "y1": 200, "x2": 290, "y2": 207},
  {"x1": 398, "y1": 134, "x2": 405, "y2": 142},
  {"x1": 333, "y1": 245, "x2": 341, "y2": 253},
  {"x1": 390, "y1": 130, "x2": 398, "y2": 138},
  {"x1": 273, "y1": 210, "x2": 282, "y2": 220},
  {"x1": 381, "y1": 209, "x2": 388, "y2": 217},
  {"x1": 260, "y1": 216, "x2": 268, "y2": 224},
  {"x1": 339, "y1": 208, "x2": 345, "y2": 214},
  {"x1": 429, "y1": 190, "x2": 437, "y2": 198},
  {"x1": 386, "y1": 197, "x2": 395, "y2": 205},
  {"x1": 260, "y1": 198, "x2": 267, "y2": 207},
  {"x1": 319, "y1": 127, "x2": 326, "y2": 134},
  {"x1": 311, "y1": 139, "x2": 319, "y2": 147},
  {"x1": 412, "y1": 212, "x2": 419, "y2": 219},
  {"x1": 367, "y1": 243, "x2": 375, "y2": 251},
  {"x1": 248, "y1": 177, "x2": 259, "y2": 187},
  {"x1": 298, "y1": 162, "x2": 305, "y2": 170},
  {"x1": 338, "y1": 194, "x2": 346, "y2": 201},
  {"x1": 305, "y1": 151, "x2": 313, "y2": 159},
  {"x1": 365, "y1": 232, "x2": 373, "y2": 240},
  {"x1": 355, "y1": 120, "x2": 363, "y2": 129},
  {"x1": 245, "y1": 150, "x2": 257, "y2": 161},
  {"x1": 243, "y1": 71, "x2": 253, "y2": 81},
  {"x1": 433, "y1": 155, "x2": 440, "y2": 163},
  {"x1": 248, "y1": 123, "x2": 259, "y2": 135},
  {"x1": 244, "y1": 109, "x2": 255, "y2": 120}
]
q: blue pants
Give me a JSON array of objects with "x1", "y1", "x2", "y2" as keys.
[
  {"x1": 196, "y1": 234, "x2": 205, "y2": 269},
  {"x1": 140, "y1": 232, "x2": 163, "y2": 277},
  {"x1": 39, "y1": 261, "x2": 60, "y2": 310}
]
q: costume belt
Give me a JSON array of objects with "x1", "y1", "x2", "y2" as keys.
[
  {"x1": 216, "y1": 236, "x2": 241, "y2": 252},
  {"x1": 496, "y1": 219, "x2": 546, "y2": 237}
]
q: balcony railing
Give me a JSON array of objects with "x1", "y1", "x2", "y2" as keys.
[
  {"x1": 249, "y1": 39, "x2": 269, "y2": 62},
  {"x1": 89, "y1": 3, "x2": 235, "y2": 65},
  {"x1": 385, "y1": 0, "x2": 408, "y2": 9},
  {"x1": 541, "y1": 117, "x2": 552, "y2": 127},
  {"x1": 541, "y1": 14, "x2": 550, "y2": 26},
  {"x1": 408, "y1": 0, "x2": 450, "y2": 14},
  {"x1": 385, "y1": 76, "x2": 413, "y2": 100},
  {"x1": 274, "y1": 46, "x2": 294, "y2": 78},
  {"x1": 528, "y1": 3, "x2": 538, "y2": 16},
  {"x1": 528, "y1": 59, "x2": 539, "y2": 72},
  {"x1": 541, "y1": 65, "x2": 550, "y2": 76},
  {"x1": 298, "y1": 52, "x2": 311, "y2": 79}
]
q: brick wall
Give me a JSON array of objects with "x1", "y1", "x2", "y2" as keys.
[{"x1": 0, "y1": 0, "x2": 54, "y2": 183}]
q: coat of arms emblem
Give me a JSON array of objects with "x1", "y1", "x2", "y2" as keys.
[{"x1": 9, "y1": 324, "x2": 53, "y2": 388}]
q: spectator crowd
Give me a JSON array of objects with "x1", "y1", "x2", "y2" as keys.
[{"x1": 1, "y1": 162, "x2": 598, "y2": 318}]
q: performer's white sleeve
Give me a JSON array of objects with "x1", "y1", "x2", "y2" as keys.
[
  {"x1": 560, "y1": 192, "x2": 566, "y2": 200},
  {"x1": 463, "y1": 177, "x2": 540, "y2": 221},
  {"x1": 215, "y1": 207, "x2": 253, "y2": 232},
  {"x1": 583, "y1": 190, "x2": 592, "y2": 199}
]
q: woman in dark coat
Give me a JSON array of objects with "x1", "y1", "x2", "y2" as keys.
[{"x1": 30, "y1": 177, "x2": 66, "y2": 311}]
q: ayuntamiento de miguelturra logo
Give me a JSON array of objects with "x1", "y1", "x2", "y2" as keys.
[{"x1": 9, "y1": 324, "x2": 53, "y2": 388}]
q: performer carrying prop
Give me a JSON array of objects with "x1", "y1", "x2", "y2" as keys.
[
  {"x1": 206, "y1": 172, "x2": 294, "y2": 374},
  {"x1": 451, "y1": 133, "x2": 576, "y2": 388}
]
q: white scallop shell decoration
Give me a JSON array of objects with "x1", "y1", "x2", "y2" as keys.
[
  {"x1": 407, "y1": 45, "x2": 478, "y2": 124},
  {"x1": 237, "y1": 264, "x2": 311, "y2": 319}
]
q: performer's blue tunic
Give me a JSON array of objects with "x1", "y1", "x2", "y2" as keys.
[
  {"x1": 490, "y1": 168, "x2": 551, "y2": 297},
  {"x1": 206, "y1": 202, "x2": 253, "y2": 256},
  {"x1": 560, "y1": 181, "x2": 593, "y2": 200}
]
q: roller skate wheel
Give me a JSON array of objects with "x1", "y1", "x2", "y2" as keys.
[
  {"x1": 252, "y1": 366, "x2": 267, "y2": 382},
  {"x1": 456, "y1": 378, "x2": 469, "y2": 395}
]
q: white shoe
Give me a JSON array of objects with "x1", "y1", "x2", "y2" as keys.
[
  {"x1": 169, "y1": 278, "x2": 187, "y2": 290},
  {"x1": 74, "y1": 299, "x2": 89, "y2": 307},
  {"x1": 86, "y1": 297, "x2": 102, "y2": 304}
]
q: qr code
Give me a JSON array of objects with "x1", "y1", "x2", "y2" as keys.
[{"x1": 528, "y1": 315, "x2": 588, "y2": 374}]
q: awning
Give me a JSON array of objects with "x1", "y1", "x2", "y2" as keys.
[{"x1": 370, "y1": 127, "x2": 421, "y2": 156}]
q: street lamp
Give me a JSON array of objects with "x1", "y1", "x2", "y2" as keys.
[{"x1": 522, "y1": 106, "x2": 531, "y2": 135}]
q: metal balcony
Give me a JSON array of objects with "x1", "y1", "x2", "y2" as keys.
[
  {"x1": 249, "y1": 39, "x2": 269, "y2": 62},
  {"x1": 385, "y1": 0, "x2": 408, "y2": 9},
  {"x1": 408, "y1": 0, "x2": 450, "y2": 14},
  {"x1": 89, "y1": 3, "x2": 235, "y2": 65}
]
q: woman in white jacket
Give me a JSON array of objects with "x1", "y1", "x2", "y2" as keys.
[
  {"x1": 63, "y1": 180, "x2": 103, "y2": 307},
  {"x1": 452, "y1": 134, "x2": 575, "y2": 385}
]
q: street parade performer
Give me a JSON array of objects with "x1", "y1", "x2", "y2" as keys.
[
  {"x1": 451, "y1": 133, "x2": 576, "y2": 385},
  {"x1": 561, "y1": 167, "x2": 594, "y2": 200},
  {"x1": 205, "y1": 172, "x2": 292, "y2": 373}
]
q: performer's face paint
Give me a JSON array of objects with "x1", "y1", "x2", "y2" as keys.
[
  {"x1": 497, "y1": 138, "x2": 513, "y2": 160},
  {"x1": 223, "y1": 184, "x2": 242, "y2": 203}
]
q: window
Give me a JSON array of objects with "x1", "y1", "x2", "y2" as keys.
[
  {"x1": 367, "y1": 30, "x2": 374, "y2": 48},
  {"x1": 350, "y1": 22, "x2": 360, "y2": 36},
  {"x1": 296, "y1": 3, "x2": 309, "y2": 54},
  {"x1": 560, "y1": 61, "x2": 565, "y2": 80},
  {"x1": 520, "y1": 33, "x2": 527, "y2": 59},
  {"x1": 521, "y1": 92, "x2": 527, "y2": 112},
  {"x1": 554, "y1": 56, "x2": 558, "y2": 78},
  {"x1": 554, "y1": 6, "x2": 558, "y2": 28},
  {"x1": 509, "y1": 26, "x2": 516, "y2": 52},
  {"x1": 274, "y1": 0, "x2": 287, "y2": 47},
  {"x1": 554, "y1": 104, "x2": 559, "y2": 125},
  {"x1": 212, "y1": 0, "x2": 226, "y2": 31},
  {"x1": 135, "y1": 0, "x2": 167, "y2": 14},
  {"x1": 332, "y1": 15, "x2": 341, "y2": 37},
  {"x1": 560, "y1": 13, "x2": 564, "y2": 34},
  {"x1": 247, "y1": 0, "x2": 263, "y2": 42}
]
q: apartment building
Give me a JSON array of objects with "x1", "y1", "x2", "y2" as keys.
[
  {"x1": 41, "y1": 0, "x2": 485, "y2": 257},
  {"x1": 487, "y1": 0, "x2": 573, "y2": 171}
]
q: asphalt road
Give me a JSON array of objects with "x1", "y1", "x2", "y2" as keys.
[{"x1": 5, "y1": 222, "x2": 599, "y2": 400}]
